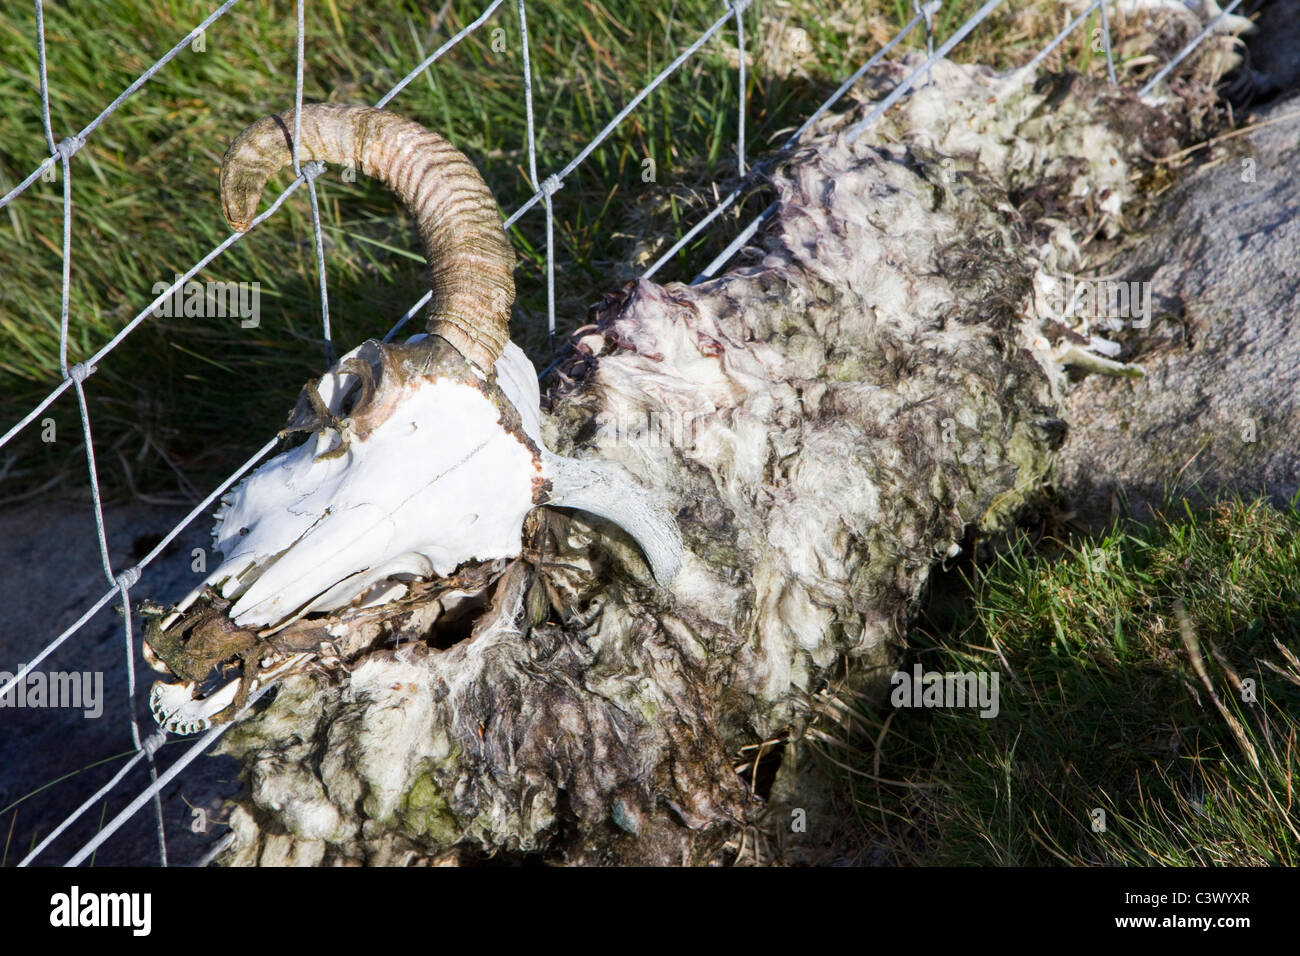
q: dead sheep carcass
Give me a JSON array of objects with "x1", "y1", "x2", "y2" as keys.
[{"x1": 142, "y1": 45, "x2": 1233, "y2": 864}]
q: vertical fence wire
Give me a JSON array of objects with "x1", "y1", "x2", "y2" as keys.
[
  {"x1": 515, "y1": 0, "x2": 555, "y2": 351},
  {"x1": 0, "y1": 0, "x2": 1236, "y2": 865},
  {"x1": 1098, "y1": 0, "x2": 1117, "y2": 86},
  {"x1": 732, "y1": 0, "x2": 750, "y2": 177},
  {"x1": 295, "y1": 0, "x2": 334, "y2": 365}
]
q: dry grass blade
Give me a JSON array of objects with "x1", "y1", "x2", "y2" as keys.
[{"x1": 1173, "y1": 598, "x2": 1259, "y2": 772}]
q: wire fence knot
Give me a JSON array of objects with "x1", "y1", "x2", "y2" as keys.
[
  {"x1": 142, "y1": 731, "x2": 167, "y2": 757},
  {"x1": 539, "y1": 173, "x2": 564, "y2": 198},
  {"x1": 65, "y1": 361, "x2": 96, "y2": 383},
  {"x1": 54, "y1": 135, "x2": 85, "y2": 162},
  {"x1": 299, "y1": 159, "x2": 326, "y2": 184},
  {"x1": 727, "y1": 0, "x2": 754, "y2": 14},
  {"x1": 116, "y1": 565, "x2": 142, "y2": 591}
]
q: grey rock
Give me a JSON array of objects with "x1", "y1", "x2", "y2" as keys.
[{"x1": 1053, "y1": 93, "x2": 1300, "y2": 527}]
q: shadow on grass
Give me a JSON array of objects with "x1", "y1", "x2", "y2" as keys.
[{"x1": 821, "y1": 493, "x2": 1300, "y2": 865}]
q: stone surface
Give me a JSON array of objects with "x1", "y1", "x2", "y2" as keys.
[{"x1": 1052, "y1": 92, "x2": 1300, "y2": 528}]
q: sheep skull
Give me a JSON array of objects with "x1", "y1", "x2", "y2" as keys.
[{"x1": 144, "y1": 104, "x2": 682, "y2": 734}]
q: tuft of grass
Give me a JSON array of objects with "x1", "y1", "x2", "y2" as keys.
[{"x1": 823, "y1": 495, "x2": 1300, "y2": 865}]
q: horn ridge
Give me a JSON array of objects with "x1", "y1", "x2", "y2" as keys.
[{"x1": 221, "y1": 103, "x2": 514, "y2": 369}]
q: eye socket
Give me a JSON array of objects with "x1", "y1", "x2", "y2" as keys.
[
  {"x1": 336, "y1": 377, "x2": 364, "y2": 417},
  {"x1": 330, "y1": 349, "x2": 382, "y2": 419}
]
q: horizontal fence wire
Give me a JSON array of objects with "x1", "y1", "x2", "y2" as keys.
[{"x1": 0, "y1": 0, "x2": 1231, "y2": 865}]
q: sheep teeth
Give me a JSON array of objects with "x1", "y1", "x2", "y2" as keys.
[{"x1": 149, "y1": 678, "x2": 239, "y2": 736}]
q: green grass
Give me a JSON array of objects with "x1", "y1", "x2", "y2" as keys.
[
  {"x1": 0, "y1": 0, "x2": 1105, "y2": 502},
  {"x1": 827, "y1": 496, "x2": 1300, "y2": 865}
]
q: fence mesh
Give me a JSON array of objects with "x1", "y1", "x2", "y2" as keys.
[{"x1": 0, "y1": 0, "x2": 1239, "y2": 865}]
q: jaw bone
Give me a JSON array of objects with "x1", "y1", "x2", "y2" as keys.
[
  {"x1": 149, "y1": 652, "x2": 313, "y2": 736},
  {"x1": 150, "y1": 678, "x2": 240, "y2": 737}
]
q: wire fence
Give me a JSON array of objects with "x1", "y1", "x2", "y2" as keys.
[{"x1": 0, "y1": 0, "x2": 1238, "y2": 866}]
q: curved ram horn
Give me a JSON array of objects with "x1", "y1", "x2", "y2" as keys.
[{"x1": 221, "y1": 103, "x2": 514, "y2": 370}]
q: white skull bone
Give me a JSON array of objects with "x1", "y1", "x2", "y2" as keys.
[{"x1": 167, "y1": 335, "x2": 682, "y2": 633}]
